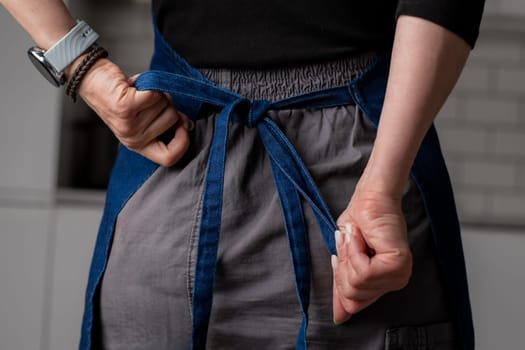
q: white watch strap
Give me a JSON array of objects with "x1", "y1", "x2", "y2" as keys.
[{"x1": 44, "y1": 20, "x2": 99, "y2": 73}]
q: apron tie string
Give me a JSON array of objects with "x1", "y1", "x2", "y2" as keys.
[{"x1": 134, "y1": 70, "x2": 353, "y2": 349}]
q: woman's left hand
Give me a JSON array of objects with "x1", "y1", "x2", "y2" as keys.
[
  {"x1": 332, "y1": 188, "x2": 413, "y2": 324},
  {"x1": 330, "y1": 14, "x2": 472, "y2": 325}
]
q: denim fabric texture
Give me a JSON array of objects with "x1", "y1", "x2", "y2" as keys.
[{"x1": 78, "y1": 13, "x2": 474, "y2": 350}]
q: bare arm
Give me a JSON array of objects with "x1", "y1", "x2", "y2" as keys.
[
  {"x1": 1, "y1": 0, "x2": 74, "y2": 48},
  {"x1": 0, "y1": 0, "x2": 81, "y2": 78},
  {"x1": 362, "y1": 15, "x2": 469, "y2": 197},
  {"x1": 333, "y1": 15, "x2": 470, "y2": 323}
]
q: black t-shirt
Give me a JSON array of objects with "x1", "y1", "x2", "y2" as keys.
[{"x1": 153, "y1": 0, "x2": 485, "y2": 68}]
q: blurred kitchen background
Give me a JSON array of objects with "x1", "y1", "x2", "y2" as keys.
[{"x1": 1, "y1": 0, "x2": 524, "y2": 349}]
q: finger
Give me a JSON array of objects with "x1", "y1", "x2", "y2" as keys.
[
  {"x1": 346, "y1": 224, "x2": 394, "y2": 290},
  {"x1": 347, "y1": 224, "x2": 371, "y2": 276},
  {"x1": 343, "y1": 223, "x2": 354, "y2": 259},
  {"x1": 132, "y1": 90, "x2": 166, "y2": 111},
  {"x1": 138, "y1": 122, "x2": 190, "y2": 167},
  {"x1": 335, "y1": 229, "x2": 346, "y2": 260},
  {"x1": 178, "y1": 112, "x2": 195, "y2": 131},
  {"x1": 135, "y1": 98, "x2": 175, "y2": 139},
  {"x1": 165, "y1": 122, "x2": 191, "y2": 163},
  {"x1": 128, "y1": 73, "x2": 140, "y2": 85},
  {"x1": 135, "y1": 93, "x2": 170, "y2": 120},
  {"x1": 336, "y1": 209, "x2": 352, "y2": 231},
  {"x1": 332, "y1": 256, "x2": 352, "y2": 325},
  {"x1": 114, "y1": 74, "x2": 165, "y2": 113},
  {"x1": 142, "y1": 92, "x2": 195, "y2": 132},
  {"x1": 337, "y1": 283, "x2": 382, "y2": 301},
  {"x1": 338, "y1": 294, "x2": 381, "y2": 315},
  {"x1": 345, "y1": 229, "x2": 400, "y2": 290},
  {"x1": 123, "y1": 102, "x2": 178, "y2": 149},
  {"x1": 155, "y1": 91, "x2": 195, "y2": 131},
  {"x1": 334, "y1": 228, "x2": 354, "y2": 292},
  {"x1": 335, "y1": 226, "x2": 365, "y2": 296},
  {"x1": 336, "y1": 225, "x2": 356, "y2": 267},
  {"x1": 334, "y1": 251, "x2": 383, "y2": 299},
  {"x1": 333, "y1": 278, "x2": 352, "y2": 325}
]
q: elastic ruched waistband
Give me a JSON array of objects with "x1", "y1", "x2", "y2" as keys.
[{"x1": 199, "y1": 53, "x2": 378, "y2": 101}]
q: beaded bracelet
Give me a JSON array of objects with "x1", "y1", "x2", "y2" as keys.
[{"x1": 65, "y1": 45, "x2": 109, "y2": 102}]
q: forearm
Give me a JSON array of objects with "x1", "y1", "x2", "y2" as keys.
[
  {"x1": 1, "y1": 0, "x2": 75, "y2": 49},
  {"x1": 1, "y1": 0, "x2": 109, "y2": 81},
  {"x1": 359, "y1": 15, "x2": 470, "y2": 198}
]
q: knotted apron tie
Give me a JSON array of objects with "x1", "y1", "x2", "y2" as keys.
[{"x1": 134, "y1": 71, "x2": 356, "y2": 349}]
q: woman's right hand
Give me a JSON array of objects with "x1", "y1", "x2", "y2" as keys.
[{"x1": 76, "y1": 58, "x2": 192, "y2": 167}]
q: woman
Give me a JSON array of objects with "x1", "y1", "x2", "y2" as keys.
[{"x1": 1, "y1": 0, "x2": 484, "y2": 349}]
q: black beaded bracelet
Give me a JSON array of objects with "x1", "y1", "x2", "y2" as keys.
[{"x1": 65, "y1": 45, "x2": 109, "y2": 102}]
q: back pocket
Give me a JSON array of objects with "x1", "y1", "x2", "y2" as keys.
[{"x1": 385, "y1": 322, "x2": 461, "y2": 350}]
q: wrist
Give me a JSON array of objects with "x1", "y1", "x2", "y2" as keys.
[
  {"x1": 65, "y1": 47, "x2": 109, "y2": 102},
  {"x1": 64, "y1": 52, "x2": 89, "y2": 81},
  {"x1": 357, "y1": 152, "x2": 411, "y2": 200},
  {"x1": 75, "y1": 57, "x2": 112, "y2": 95},
  {"x1": 64, "y1": 50, "x2": 110, "y2": 81},
  {"x1": 27, "y1": 20, "x2": 100, "y2": 87},
  {"x1": 357, "y1": 112, "x2": 424, "y2": 199}
]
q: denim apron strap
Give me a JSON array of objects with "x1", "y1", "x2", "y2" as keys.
[{"x1": 133, "y1": 71, "x2": 355, "y2": 349}]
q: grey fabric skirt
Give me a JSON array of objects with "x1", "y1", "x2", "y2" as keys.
[{"x1": 96, "y1": 56, "x2": 459, "y2": 350}]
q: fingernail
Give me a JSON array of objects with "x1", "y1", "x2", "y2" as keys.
[
  {"x1": 331, "y1": 255, "x2": 338, "y2": 270},
  {"x1": 184, "y1": 119, "x2": 195, "y2": 131},
  {"x1": 335, "y1": 230, "x2": 342, "y2": 246},
  {"x1": 345, "y1": 223, "x2": 352, "y2": 245},
  {"x1": 333, "y1": 316, "x2": 351, "y2": 325}
]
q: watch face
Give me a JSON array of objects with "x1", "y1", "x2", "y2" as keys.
[{"x1": 27, "y1": 48, "x2": 63, "y2": 87}]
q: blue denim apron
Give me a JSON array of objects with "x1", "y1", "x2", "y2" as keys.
[{"x1": 79, "y1": 16, "x2": 474, "y2": 350}]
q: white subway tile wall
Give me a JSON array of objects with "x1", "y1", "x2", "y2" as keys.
[
  {"x1": 499, "y1": 0, "x2": 525, "y2": 16},
  {"x1": 488, "y1": 0, "x2": 525, "y2": 16},
  {"x1": 436, "y1": 12, "x2": 525, "y2": 226}
]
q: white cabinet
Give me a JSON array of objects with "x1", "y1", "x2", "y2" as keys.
[
  {"x1": 463, "y1": 229, "x2": 525, "y2": 350},
  {"x1": 48, "y1": 207, "x2": 101, "y2": 350},
  {"x1": 0, "y1": 207, "x2": 51, "y2": 350}
]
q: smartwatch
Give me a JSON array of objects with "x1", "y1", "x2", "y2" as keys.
[{"x1": 27, "y1": 20, "x2": 99, "y2": 87}]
